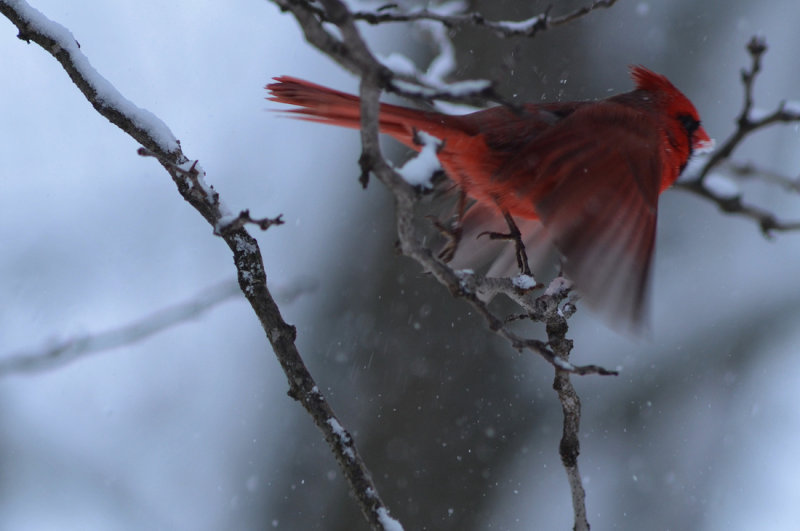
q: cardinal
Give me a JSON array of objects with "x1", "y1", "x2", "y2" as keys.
[{"x1": 266, "y1": 67, "x2": 712, "y2": 331}]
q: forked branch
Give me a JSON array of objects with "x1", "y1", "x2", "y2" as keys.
[{"x1": 677, "y1": 36, "x2": 800, "y2": 236}]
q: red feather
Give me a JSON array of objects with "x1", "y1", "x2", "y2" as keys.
[{"x1": 266, "y1": 68, "x2": 712, "y2": 331}]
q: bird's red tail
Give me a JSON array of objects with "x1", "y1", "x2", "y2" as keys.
[{"x1": 266, "y1": 76, "x2": 452, "y2": 149}]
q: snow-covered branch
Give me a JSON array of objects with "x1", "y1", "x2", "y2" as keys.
[
  {"x1": 271, "y1": 0, "x2": 517, "y2": 108},
  {"x1": 0, "y1": 1, "x2": 398, "y2": 529},
  {"x1": 0, "y1": 1, "x2": 179, "y2": 155}
]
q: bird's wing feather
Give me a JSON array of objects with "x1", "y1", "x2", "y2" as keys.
[{"x1": 495, "y1": 103, "x2": 663, "y2": 331}]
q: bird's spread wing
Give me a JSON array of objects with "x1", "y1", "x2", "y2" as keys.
[{"x1": 494, "y1": 103, "x2": 663, "y2": 331}]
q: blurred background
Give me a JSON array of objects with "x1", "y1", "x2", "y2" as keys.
[{"x1": 1, "y1": 0, "x2": 799, "y2": 529}]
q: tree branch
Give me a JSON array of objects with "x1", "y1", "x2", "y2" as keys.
[
  {"x1": 546, "y1": 291, "x2": 589, "y2": 531},
  {"x1": 268, "y1": 0, "x2": 623, "y2": 528},
  {"x1": 0, "y1": 280, "x2": 241, "y2": 375},
  {"x1": 0, "y1": 1, "x2": 399, "y2": 529},
  {"x1": 310, "y1": 0, "x2": 618, "y2": 39},
  {"x1": 0, "y1": 277, "x2": 320, "y2": 375},
  {"x1": 676, "y1": 36, "x2": 800, "y2": 237},
  {"x1": 272, "y1": 0, "x2": 518, "y2": 108}
]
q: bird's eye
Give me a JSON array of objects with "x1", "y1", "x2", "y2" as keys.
[{"x1": 677, "y1": 114, "x2": 700, "y2": 136}]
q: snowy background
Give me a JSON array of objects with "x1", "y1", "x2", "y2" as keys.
[{"x1": 1, "y1": 0, "x2": 800, "y2": 529}]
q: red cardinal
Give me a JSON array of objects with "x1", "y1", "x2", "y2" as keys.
[{"x1": 266, "y1": 68, "x2": 712, "y2": 331}]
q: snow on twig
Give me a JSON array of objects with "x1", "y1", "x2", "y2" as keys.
[{"x1": 395, "y1": 131, "x2": 443, "y2": 188}]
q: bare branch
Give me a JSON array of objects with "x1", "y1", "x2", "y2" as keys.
[
  {"x1": 322, "y1": 0, "x2": 618, "y2": 39},
  {"x1": 0, "y1": 2, "x2": 398, "y2": 529},
  {"x1": 215, "y1": 210, "x2": 285, "y2": 236},
  {"x1": 554, "y1": 369, "x2": 588, "y2": 531},
  {"x1": 677, "y1": 36, "x2": 800, "y2": 237},
  {"x1": 545, "y1": 285, "x2": 590, "y2": 530},
  {"x1": 721, "y1": 160, "x2": 800, "y2": 192},
  {"x1": 0, "y1": 277, "x2": 320, "y2": 376},
  {"x1": 675, "y1": 178, "x2": 800, "y2": 237},
  {"x1": 697, "y1": 37, "x2": 800, "y2": 179},
  {"x1": 0, "y1": 281, "x2": 240, "y2": 375}
]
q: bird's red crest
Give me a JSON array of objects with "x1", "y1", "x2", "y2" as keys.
[{"x1": 629, "y1": 65, "x2": 678, "y2": 94}]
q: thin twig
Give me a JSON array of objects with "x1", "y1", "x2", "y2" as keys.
[
  {"x1": 676, "y1": 36, "x2": 800, "y2": 237},
  {"x1": 722, "y1": 160, "x2": 800, "y2": 192},
  {"x1": 0, "y1": 280, "x2": 240, "y2": 375},
  {"x1": 695, "y1": 37, "x2": 798, "y2": 180},
  {"x1": 675, "y1": 178, "x2": 800, "y2": 237},
  {"x1": 0, "y1": 277, "x2": 320, "y2": 376},
  {"x1": 308, "y1": 0, "x2": 618, "y2": 39}
]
